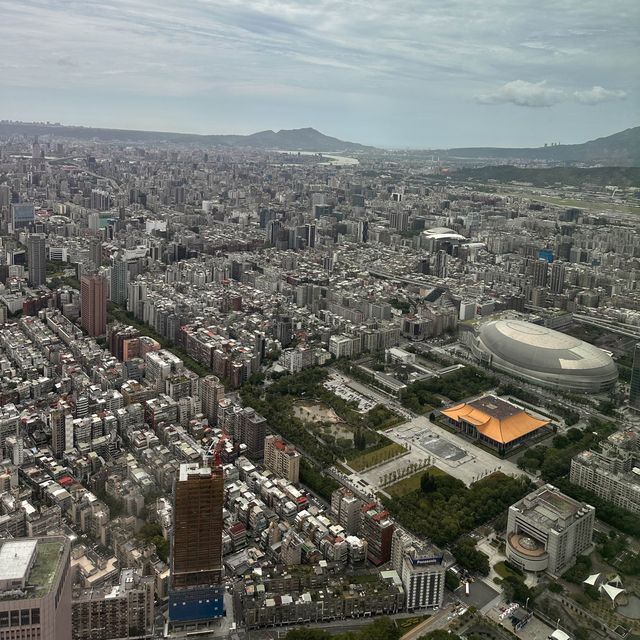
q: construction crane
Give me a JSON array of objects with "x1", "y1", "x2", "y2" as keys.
[{"x1": 203, "y1": 424, "x2": 229, "y2": 469}]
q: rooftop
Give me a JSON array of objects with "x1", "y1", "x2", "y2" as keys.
[
  {"x1": 441, "y1": 396, "x2": 548, "y2": 445},
  {"x1": 0, "y1": 540, "x2": 63, "y2": 598},
  {"x1": 0, "y1": 540, "x2": 37, "y2": 587}
]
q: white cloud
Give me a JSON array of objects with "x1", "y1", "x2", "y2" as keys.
[
  {"x1": 573, "y1": 85, "x2": 627, "y2": 104},
  {"x1": 477, "y1": 80, "x2": 628, "y2": 107},
  {"x1": 477, "y1": 80, "x2": 563, "y2": 107}
]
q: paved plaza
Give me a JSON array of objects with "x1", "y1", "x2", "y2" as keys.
[{"x1": 384, "y1": 416, "x2": 529, "y2": 486}]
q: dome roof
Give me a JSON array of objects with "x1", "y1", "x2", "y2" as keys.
[
  {"x1": 474, "y1": 319, "x2": 618, "y2": 392},
  {"x1": 425, "y1": 226, "x2": 457, "y2": 234},
  {"x1": 422, "y1": 227, "x2": 466, "y2": 240}
]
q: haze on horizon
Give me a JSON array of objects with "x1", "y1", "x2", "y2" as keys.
[{"x1": 1, "y1": 0, "x2": 638, "y2": 149}]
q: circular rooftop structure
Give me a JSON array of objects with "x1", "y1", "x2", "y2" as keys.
[
  {"x1": 473, "y1": 319, "x2": 618, "y2": 393},
  {"x1": 507, "y1": 532, "x2": 549, "y2": 572}
]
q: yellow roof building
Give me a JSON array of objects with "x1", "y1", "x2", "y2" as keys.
[{"x1": 441, "y1": 396, "x2": 548, "y2": 446}]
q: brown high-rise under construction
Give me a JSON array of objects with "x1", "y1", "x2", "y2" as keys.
[
  {"x1": 80, "y1": 273, "x2": 107, "y2": 337},
  {"x1": 171, "y1": 463, "x2": 224, "y2": 589}
]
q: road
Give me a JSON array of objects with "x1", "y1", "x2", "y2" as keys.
[{"x1": 400, "y1": 606, "x2": 453, "y2": 640}]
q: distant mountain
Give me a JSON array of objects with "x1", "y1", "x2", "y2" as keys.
[
  {"x1": 234, "y1": 127, "x2": 372, "y2": 151},
  {"x1": 437, "y1": 127, "x2": 640, "y2": 166},
  {"x1": 0, "y1": 122, "x2": 372, "y2": 152}
]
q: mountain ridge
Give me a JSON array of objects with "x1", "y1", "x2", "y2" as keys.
[
  {"x1": 0, "y1": 122, "x2": 371, "y2": 152},
  {"x1": 436, "y1": 126, "x2": 640, "y2": 166},
  {"x1": 1, "y1": 121, "x2": 638, "y2": 165}
]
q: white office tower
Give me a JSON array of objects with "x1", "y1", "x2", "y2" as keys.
[
  {"x1": 391, "y1": 529, "x2": 445, "y2": 611},
  {"x1": 506, "y1": 484, "x2": 595, "y2": 576}
]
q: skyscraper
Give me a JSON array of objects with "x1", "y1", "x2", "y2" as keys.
[
  {"x1": 532, "y1": 259, "x2": 549, "y2": 288},
  {"x1": 550, "y1": 261, "x2": 566, "y2": 294},
  {"x1": 11, "y1": 203, "x2": 35, "y2": 229},
  {"x1": 110, "y1": 253, "x2": 129, "y2": 305},
  {"x1": 433, "y1": 250, "x2": 449, "y2": 279},
  {"x1": 630, "y1": 343, "x2": 640, "y2": 411},
  {"x1": 276, "y1": 315, "x2": 292, "y2": 348},
  {"x1": 169, "y1": 462, "x2": 225, "y2": 627},
  {"x1": 81, "y1": 274, "x2": 107, "y2": 337},
  {"x1": 27, "y1": 234, "x2": 46, "y2": 286},
  {"x1": 304, "y1": 223, "x2": 316, "y2": 248}
]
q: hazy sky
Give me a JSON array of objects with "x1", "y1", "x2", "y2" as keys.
[{"x1": 1, "y1": 0, "x2": 638, "y2": 148}]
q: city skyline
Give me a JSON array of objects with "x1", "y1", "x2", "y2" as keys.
[{"x1": 1, "y1": 0, "x2": 638, "y2": 148}]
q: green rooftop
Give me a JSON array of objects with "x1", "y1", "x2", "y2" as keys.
[{"x1": 29, "y1": 542, "x2": 63, "y2": 598}]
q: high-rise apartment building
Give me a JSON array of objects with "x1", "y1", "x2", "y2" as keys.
[
  {"x1": 235, "y1": 407, "x2": 266, "y2": 460},
  {"x1": 49, "y1": 406, "x2": 73, "y2": 459},
  {"x1": 80, "y1": 274, "x2": 107, "y2": 337},
  {"x1": 201, "y1": 375, "x2": 225, "y2": 426},
  {"x1": 331, "y1": 487, "x2": 363, "y2": 535},
  {"x1": 169, "y1": 463, "x2": 224, "y2": 627},
  {"x1": 89, "y1": 237, "x2": 102, "y2": 268},
  {"x1": 630, "y1": 343, "x2": 640, "y2": 411},
  {"x1": 0, "y1": 404, "x2": 20, "y2": 459},
  {"x1": 0, "y1": 536, "x2": 72, "y2": 640},
  {"x1": 263, "y1": 435, "x2": 300, "y2": 483},
  {"x1": 550, "y1": 261, "x2": 566, "y2": 294},
  {"x1": 361, "y1": 504, "x2": 395, "y2": 566},
  {"x1": 276, "y1": 315, "x2": 293, "y2": 348},
  {"x1": 570, "y1": 429, "x2": 640, "y2": 514},
  {"x1": 27, "y1": 234, "x2": 46, "y2": 287},
  {"x1": 532, "y1": 259, "x2": 549, "y2": 288}
]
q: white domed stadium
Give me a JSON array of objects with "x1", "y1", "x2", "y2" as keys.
[
  {"x1": 472, "y1": 319, "x2": 618, "y2": 393},
  {"x1": 422, "y1": 227, "x2": 466, "y2": 241}
]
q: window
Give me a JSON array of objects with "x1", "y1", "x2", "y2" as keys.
[
  {"x1": 20, "y1": 611, "x2": 29, "y2": 626},
  {"x1": 0, "y1": 612, "x2": 8, "y2": 627},
  {"x1": 30, "y1": 610, "x2": 39, "y2": 626},
  {"x1": 10, "y1": 611, "x2": 19, "y2": 627}
]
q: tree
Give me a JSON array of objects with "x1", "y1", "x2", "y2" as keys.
[
  {"x1": 452, "y1": 538, "x2": 490, "y2": 576},
  {"x1": 445, "y1": 570, "x2": 460, "y2": 591},
  {"x1": 584, "y1": 584, "x2": 600, "y2": 601},
  {"x1": 285, "y1": 617, "x2": 400, "y2": 640},
  {"x1": 420, "y1": 472, "x2": 437, "y2": 493},
  {"x1": 574, "y1": 628, "x2": 591, "y2": 640},
  {"x1": 502, "y1": 574, "x2": 534, "y2": 606}
]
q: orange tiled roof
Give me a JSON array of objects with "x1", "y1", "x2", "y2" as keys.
[{"x1": 441, "y1": 401, "x2": 548, "y2": 444}]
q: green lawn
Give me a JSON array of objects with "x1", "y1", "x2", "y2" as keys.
[
  {"x1": 385, "y1": 467, "x2": 447, "y2": 497},
  {"x1": 493, "y1": 561, "x2": 523, "y2": 581},
  {"x1": 348, "y1": 443, "x2": 406, "y2": 472}
]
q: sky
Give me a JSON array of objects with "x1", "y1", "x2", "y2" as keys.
[{"x1": 0, "y1": 0, "x2": 638, "y2": 148}]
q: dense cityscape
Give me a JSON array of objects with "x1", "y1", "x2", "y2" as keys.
[{"x1": 0, "y1": 119, "x2": 638, "y2": 640}]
